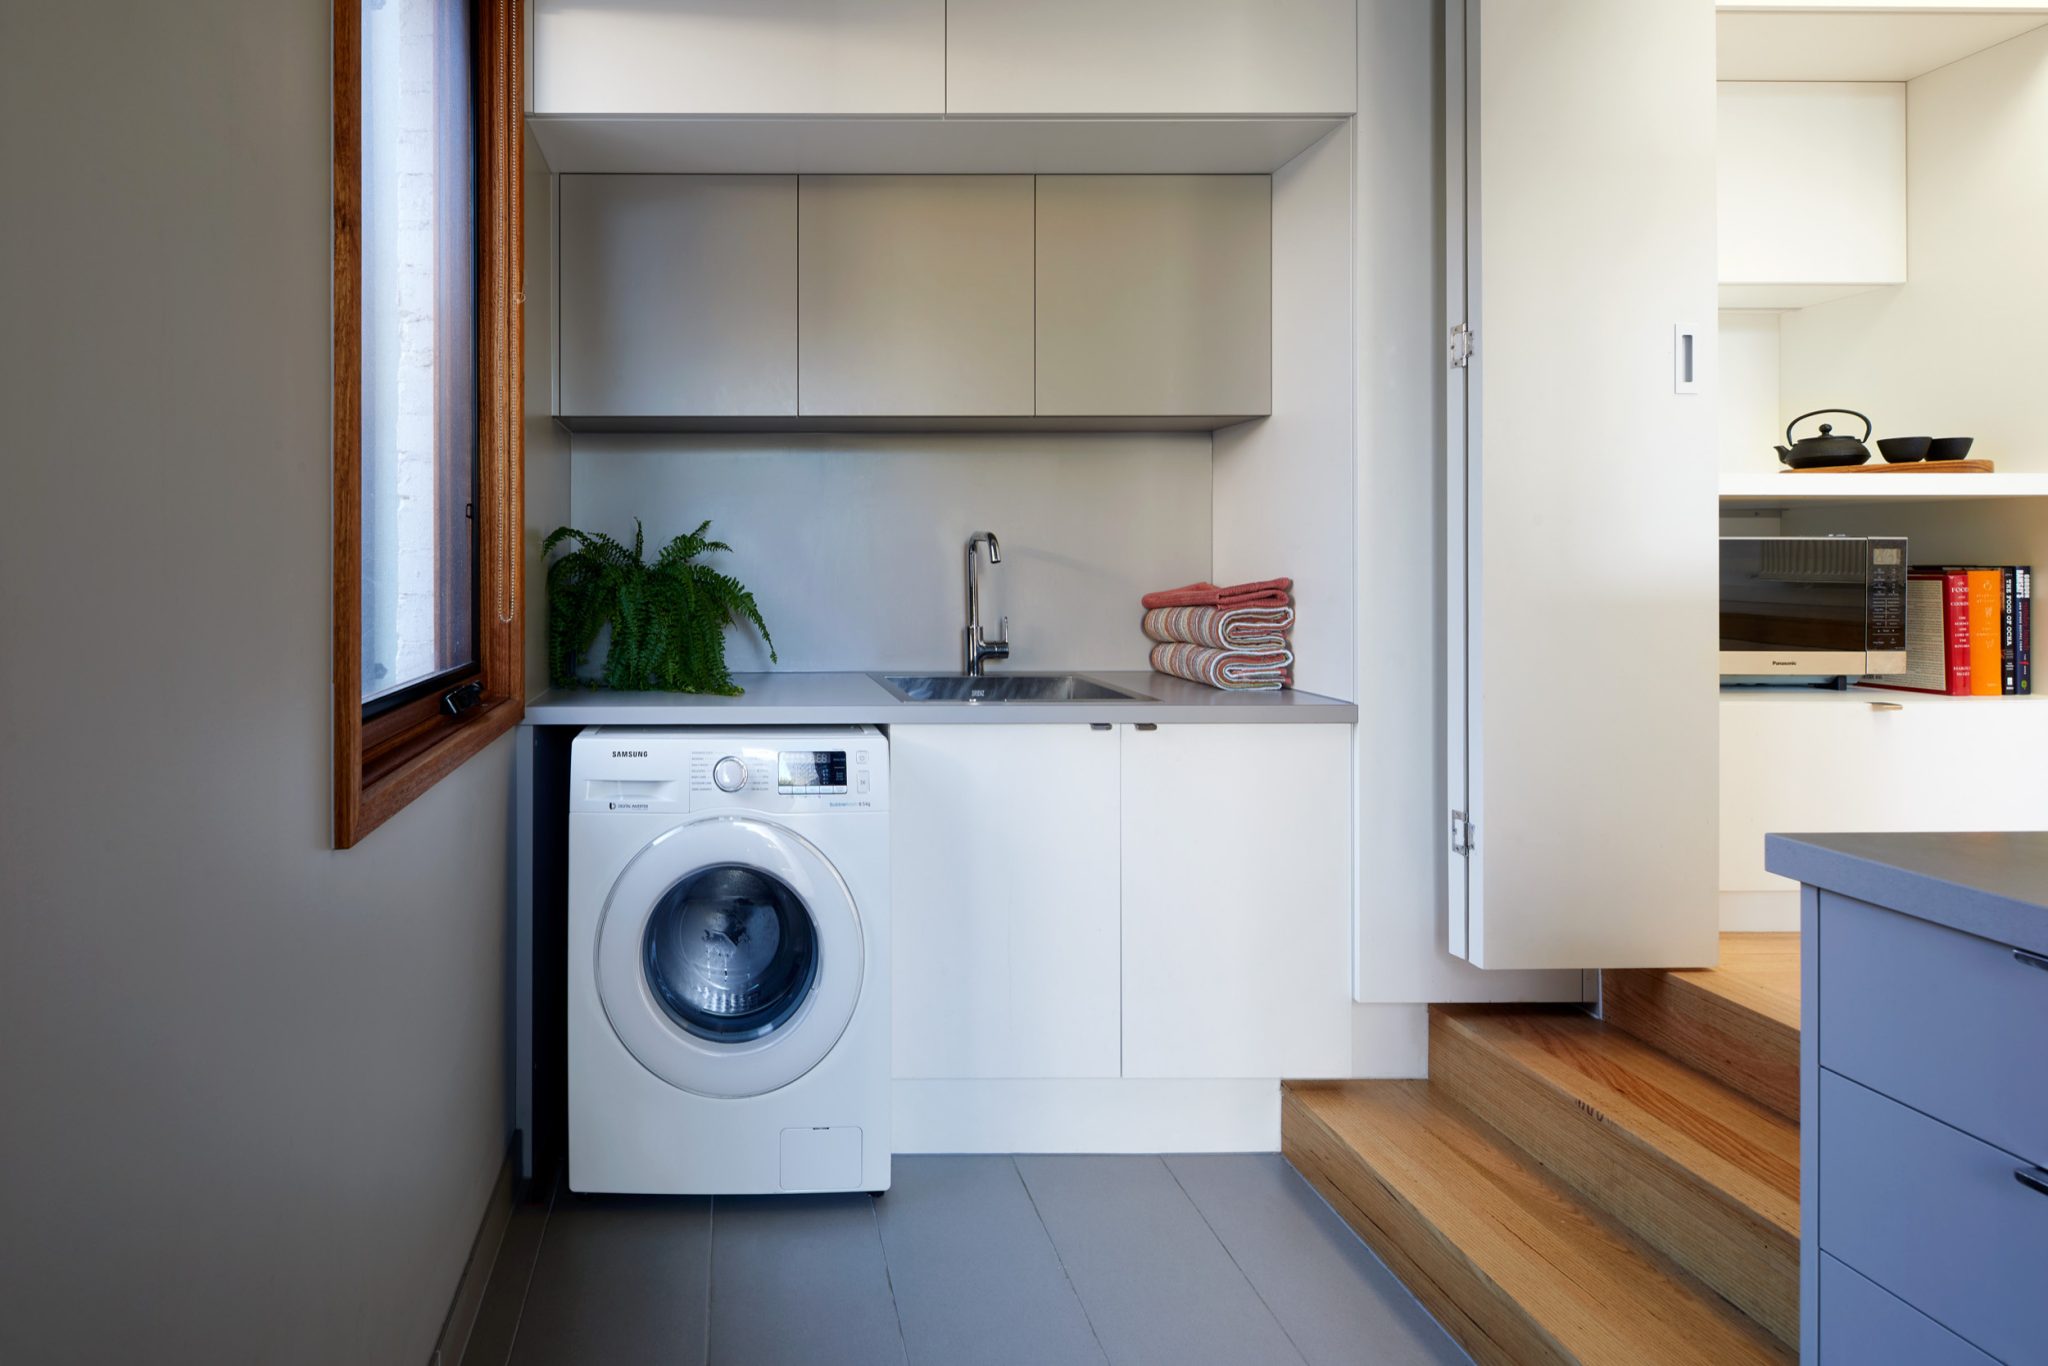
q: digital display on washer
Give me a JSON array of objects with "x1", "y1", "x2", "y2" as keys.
[{"x1": 778, "y1": 750, "x2": 849, "y2": 792}]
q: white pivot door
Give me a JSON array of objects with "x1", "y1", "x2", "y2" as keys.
[{"x1": 1447, "y1": 0, "x2": 1720, "y2": 969}]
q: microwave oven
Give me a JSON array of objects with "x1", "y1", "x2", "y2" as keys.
[{"x1": 1720, "y1": 536, "x2": 1908, "y2": 678}]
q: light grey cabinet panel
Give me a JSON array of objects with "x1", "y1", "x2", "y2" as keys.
[
  {"x1": 1817, "y1": 1070, "x2": 2045, "y2": 1365},
  {"x1": 798, "y1": 176, "x2": 1034, "y2": 416},
  {"x1": 1034, "y1": 175, "x2": 1270, "y2": 418},
  {"x1": 557, "y1": 175, "x2": 796, "y2": 417},
  {"x1": 1819, "y1": 1255, "x2": 1995, "y2": 1366},
  {"x1": 1818, "y1": 891, "x2": 2048, "y2": 1167}
]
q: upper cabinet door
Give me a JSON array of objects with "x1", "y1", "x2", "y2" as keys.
[
  {"x1": 1035, "y1": 175, "x2": 1271, "y2": 419},
  {"x1": 1717, "y1": 82, "x2": 1906, "y2": 309},
  {"x1": 798, "y1": 176, "x2": 1034, "y2": 417},
  {"x1": 945, "y1": 0, "x2": 1355, "y2": 116},
  {"x1": 1448, "y1": 0, "x2": 1720, "y2": 969},
  {"x1": 557, "y1": 175, "x2": 797, "y2": 418},
  {"x1": 532, "y1": 0, "x2": 944, "y2": 115}
]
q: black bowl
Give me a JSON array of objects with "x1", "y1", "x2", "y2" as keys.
[
  {"x1": 1926, "y1": 437, "x2": 1975, "y2": 462},
  {"x1": 1877, "y1": 437, "x2": 1930, "y2": 464}
]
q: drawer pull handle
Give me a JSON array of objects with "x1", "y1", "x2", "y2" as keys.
[
  {"x1": 2016, "y1": 949, "x2": 2048, "y2": 973},
  {"x1": 2017, "y1": 1167, "x2": 2048, "y2": 1199}
]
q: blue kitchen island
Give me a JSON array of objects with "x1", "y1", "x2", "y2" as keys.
[{"x1": 1766, "y1": 832, "x2": 2048, "y2": 1365}]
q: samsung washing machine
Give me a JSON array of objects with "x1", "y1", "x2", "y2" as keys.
[{"x1": 568, "y1": 725, "x2": 889, "y2": 1195}]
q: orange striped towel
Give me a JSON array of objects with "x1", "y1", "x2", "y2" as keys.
[
  {"x1": 1149, "y1": 642, "x2": 1293, "y2": 691},
  {"x1": 1140, "y1": 578, "x2": 1293, "y2": 612},
  {"x1": 1142, "y1": 603, "x2": 1293, "y2": 650}
]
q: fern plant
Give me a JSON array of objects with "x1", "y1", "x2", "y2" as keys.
[{"x1": 543, "y1": 519, "x2": 776, "y2": 695}]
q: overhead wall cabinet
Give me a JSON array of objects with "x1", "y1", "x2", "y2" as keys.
[
  {"x1": 1718, "y1": 82, "x2": 1906, "y2": 309},
  {"x1": 554, "y1": 174, "x2": 1272, "y2": 428},
  {"x1": 1446, "y1": 0, "x2": 1720, "y2": 969},
  {"x1": 556, "y1": 175, "x2": 797, "y2": 418},
  {"x1": 1035, "y1": 175, "x2": 1272, "y2": 421},
  {"x1": 942, "y1": 0, "x2": 1357, "y2": 116},
  {"x1": 531, "y1": 0, "x2": 945, "y2": 115},
  {"x1": 890, "y1": 724, "x2": 1352, "y2": 1082},
  {"x1": 797, "y1": 175, "x2": 1034, "y2": 417}
]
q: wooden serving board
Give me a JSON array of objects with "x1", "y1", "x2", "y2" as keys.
[{"x1": 1787, "y1": 459, "x2": 1993, "y2": 475}]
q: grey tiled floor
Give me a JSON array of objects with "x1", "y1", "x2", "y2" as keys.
[
  {"x1": 468, "y1": 1154, "x2": 1470, "y2": 1366},
  {"x1": 475, "y1": 1163, "x2": 1474, "y2": 1366}
]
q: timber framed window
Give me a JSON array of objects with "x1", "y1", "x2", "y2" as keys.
[{"x1": 333, "y1": 0, "x2": 523, "y2": 847}]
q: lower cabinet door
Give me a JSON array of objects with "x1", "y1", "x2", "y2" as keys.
[
  {"x1": 1720, "y1": 694, "x2": 2048, "y2": 894},
  {"x1": 1119, "y1": 723, "x2": 1353, "y2": 1078},
  {"x1": 890, "y1": 725, "x2": 1121, "y2": 1079}
]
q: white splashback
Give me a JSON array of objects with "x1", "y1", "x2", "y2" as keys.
[{"x1": 567, "y1": 431, "x2": 1212, "y2": 673}]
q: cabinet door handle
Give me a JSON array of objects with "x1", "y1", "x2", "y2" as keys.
[
  {"x1": 2015, "y1": 949, "x2": 2048, "y2": 974},
  {"x1": 1133, "y1": 722, "x2": 1158, "y2": 732},
  {"x1": 2016, "y1": 1167, "x2": 2048, "y2": 1199},
  {"x1": 1090, "y1": 723, "x2": 1112, "y2": 731}
]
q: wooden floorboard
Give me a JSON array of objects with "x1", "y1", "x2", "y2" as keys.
[
  {"x1": 1429, "y1": 1005, "x2": 1799, "y2": 1348},
  {"x1": 1603, "y1": 932, "x2": 1800, "y2": 1121},
  {"x1": 1282, "y1": 1081, "x2": 1793, "y2": 1366}
]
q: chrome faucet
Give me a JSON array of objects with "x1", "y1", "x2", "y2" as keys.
[{"x1": 964, "y1": 531, "x2": 1011, "y2": 676}]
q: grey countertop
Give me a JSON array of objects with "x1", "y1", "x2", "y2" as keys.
[
  {"x1": 1765, "y1": 831, "x2": 2048, "y2": 950},
  {"x1": 521, "y1": 670, "x2": 1356, "y2": 726}
]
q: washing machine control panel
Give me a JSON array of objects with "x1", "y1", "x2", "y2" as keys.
[
  {"x1": 571, "y1": 728, "x2": 887, "y2": 814},
  {"x1": 687, "y1": 744, "x2": 884, "y2": 813}
]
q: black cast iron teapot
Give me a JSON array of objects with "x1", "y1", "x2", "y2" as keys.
[{"x1": 1776, "y1": 409, "x2": 1873, "y2": 469}]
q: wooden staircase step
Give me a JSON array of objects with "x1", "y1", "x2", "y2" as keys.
[
  {"x1": 1603, "y1": 932, "x2": 1800, "y2": 1122},
  {"x1": 1282, "y1": 1080, "x2": 1791, "y2": 1366},
  {"x1": 1429, "y1": 1005, "x2": 1799, "y2": 1348}
]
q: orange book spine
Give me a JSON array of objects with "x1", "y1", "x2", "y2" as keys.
[{"x1": 1968, "y1": 569, "x2": 2004, "y2": 696}]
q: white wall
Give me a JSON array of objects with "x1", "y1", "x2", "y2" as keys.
[
  {"x1": 0, "y1": 7, "x2": 514, "y2": 1363},
  {"x1": 1213, "y1": 122, "x2": 1356, "y2": 700},
  {"x1": 1780, "y1": 25, "x2": 2048, "y2": 470},
  {"x1": 526, "y1": 132, "x2": 573, "y2": 699},
  {"x1": 1718, "y1": 310, "x2": 1784, "y2": 472},
  {"x1": 567, "y1": 433, "x2": 1212, "y2": 674},
  {"x1": 1350, "y1": 0, "x2": 1581, "y2": 1006}
]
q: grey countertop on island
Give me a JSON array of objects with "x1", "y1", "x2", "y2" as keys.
[
  {"x1": 521, "y1": 670, "x2": 1357, "y2": 727},
  {"x1": 1765, "y1": 831, "x2": 2048, "y2": 950}
]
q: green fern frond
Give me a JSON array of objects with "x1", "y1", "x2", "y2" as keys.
[{"x1": 540, "y1": 517, "x2": 775, "y2": 695}]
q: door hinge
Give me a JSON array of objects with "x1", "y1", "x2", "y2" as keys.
[
  {"x1": 1450, "y1": 809, "x2": 1476, "y2": 856},
  {"x1": 1449, "y1": 322, "x2": 1474, "y2": 369}
]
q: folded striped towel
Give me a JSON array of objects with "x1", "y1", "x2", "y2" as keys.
[
  {"x1": 1140, "y1": 578, "x2": 1293, "y2": 612},
  {"x1": 1149, "y1": 641, "x2": 1293, "y2": 691},
  {"x1": 1142, "y1": 603, "x2": 1295, "y2": 651}
]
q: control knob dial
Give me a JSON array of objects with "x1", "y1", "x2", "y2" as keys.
[{"x1": 712, "y1": 756, "x2": 748, "y2": 793}]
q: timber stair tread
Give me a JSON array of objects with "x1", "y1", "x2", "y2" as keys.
[
  {"x1": 1429, "y1": 1004, "x2": 1799, "y2": 1346},
  {"x1": 1603, "y1": 933, "x2": 1800, "y2": 1121},
  {"x1": 1282, "y1": 1079, "x2": 1792, "y2": 1366}
]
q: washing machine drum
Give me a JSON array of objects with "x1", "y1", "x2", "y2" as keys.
[{"x1": 595, "y1": 817, "x2": 865, "y2": 1099}]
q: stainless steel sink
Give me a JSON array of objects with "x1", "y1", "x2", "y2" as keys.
[{"x1": 874, "y1": 673, "x2": 1155, "y2": 704}]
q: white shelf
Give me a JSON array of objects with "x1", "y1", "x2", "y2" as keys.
[
  {"x1": 1720, "y1": 471, "x2": 2048, "y2": 507},
  {"x1": 526, "y1": 115, "x2": 1345, "y2": 176},
  {"x1": 1721, "y1": 686, "x2": 2047, "y2": 706}
]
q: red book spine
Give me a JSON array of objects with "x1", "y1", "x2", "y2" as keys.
[{"x1": 1942, "y1": 569, "x2": 1974, "y2": 695}]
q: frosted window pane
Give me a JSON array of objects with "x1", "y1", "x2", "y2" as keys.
[{"x1": 360, "y1": 0, "x2": 475, "y2": 705}]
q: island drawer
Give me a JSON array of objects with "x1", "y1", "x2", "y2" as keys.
[
  {"x1": 1818, "y1": 890, "x2": 2048, "y2": 1163},
  {"x1": 1819, "y1": 1254, "x2": 1996, "y2": 1366},
  {"x1": 1818, "y1": 1070, "x2": 2048, "y2": 1365}
]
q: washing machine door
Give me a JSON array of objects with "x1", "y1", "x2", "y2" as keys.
[{"x1": 594, "y1": 816, "x2": 864, "y2": 1099}]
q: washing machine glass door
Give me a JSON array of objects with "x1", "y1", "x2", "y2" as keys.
[{"x1": 596, "y1": 816, "x2": 864, "y2": 1099}]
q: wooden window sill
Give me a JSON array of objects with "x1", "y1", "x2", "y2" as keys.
[{"x1": 351, "y1": 697, "x2": 523, "y2": 844}]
